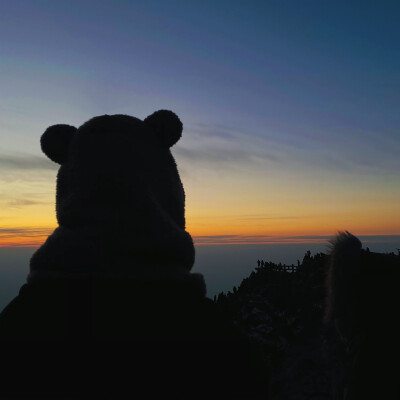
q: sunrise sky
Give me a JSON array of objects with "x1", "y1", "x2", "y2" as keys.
[{"x1": 1, "y1": 0, "x2": 399, "y2": 247}]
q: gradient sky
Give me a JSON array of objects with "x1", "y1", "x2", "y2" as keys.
[{"x1": 1, "y1": 0, "x2": 399, "y2": 246}]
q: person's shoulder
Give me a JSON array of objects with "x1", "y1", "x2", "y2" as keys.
[{"x1": 0, "y1": 282, "x2": 72, "y2": 339}]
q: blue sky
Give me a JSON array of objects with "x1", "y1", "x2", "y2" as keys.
[
  {"x1": 2, "y1": 0, "x2": 399, "y2": 141},
  {"x1": 1, "y1": 0, "x2": 400, "y2": 243}
]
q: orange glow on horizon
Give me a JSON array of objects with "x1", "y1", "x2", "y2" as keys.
[
  {"x1": 1, "y1": 220, "x2": 399, "y2": 248},
  {"x1": 0, "y1": 227, "x2": 52, "y2": 248},
  {"x1": 2, "y1": 152, "x2": 399, "y2": 247}
]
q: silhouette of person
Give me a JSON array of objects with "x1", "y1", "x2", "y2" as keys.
[
  {"x1": 325, "y1": 232, "x2": 400, "y2": 400},
  {"x1": 0, "y1": 112, "x2": 266, "y2": 399}
]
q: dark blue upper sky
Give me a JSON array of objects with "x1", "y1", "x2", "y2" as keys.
[{"x1": 2, "y1": 0, "x2": 399, "y2": 136}]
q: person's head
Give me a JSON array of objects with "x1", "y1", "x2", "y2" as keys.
[{"x1": 30, "y1": 111, "x2": 204, "y2": 296}]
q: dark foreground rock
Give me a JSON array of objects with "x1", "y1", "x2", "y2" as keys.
[{"x1": 216, "y1": 249, "x2": 400, "y2": 400}]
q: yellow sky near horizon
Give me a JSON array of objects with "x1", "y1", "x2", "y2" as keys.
[
  {"x1": 1, "y1": 166, "x2": 399, "y2": 247},
  {"x1": 1, "y1": 123, "x2": 400, "y2": 248}
]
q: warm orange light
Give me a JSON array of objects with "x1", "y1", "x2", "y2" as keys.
[
  {"x1": 0, "y1": 227, "x2": 53, "y2": 247},
  {"x1": 1, "y1": 171, "x2": 399, "y2": 247}
]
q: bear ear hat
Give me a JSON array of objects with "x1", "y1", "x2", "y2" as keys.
[
  {"x1": 144, "y1": 110, "x2": 183, "y2": 148},
  {"x1": 41, "y1": 124, "x2": 77, "y2": 164}
]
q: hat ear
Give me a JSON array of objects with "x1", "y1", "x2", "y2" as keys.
[
  {"x1": 144, "y1": 110, "x2": 183, "y2": 148},
  {"x1": 41, "y1": 124, "x2": 77, "y2": 164}
]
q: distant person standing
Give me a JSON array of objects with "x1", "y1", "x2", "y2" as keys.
[{"x1": 325, "y1": 232, "x2": 400, "y2": 400}]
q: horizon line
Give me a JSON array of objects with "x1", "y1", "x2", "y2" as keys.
[
  {"x1": 1, "y1": 233, "x2": 399, "y2": 248},
  {"x1": 193, "y1": 234, "x2": 400, "y2": 246}
]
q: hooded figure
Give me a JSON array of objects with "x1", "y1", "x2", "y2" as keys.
[
  {"x1": 0, "y1": 111, "x2": 265, "y2": 399},
  {"x1": 325, "y1": 232, "x2": 400, "y2": 400}
]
